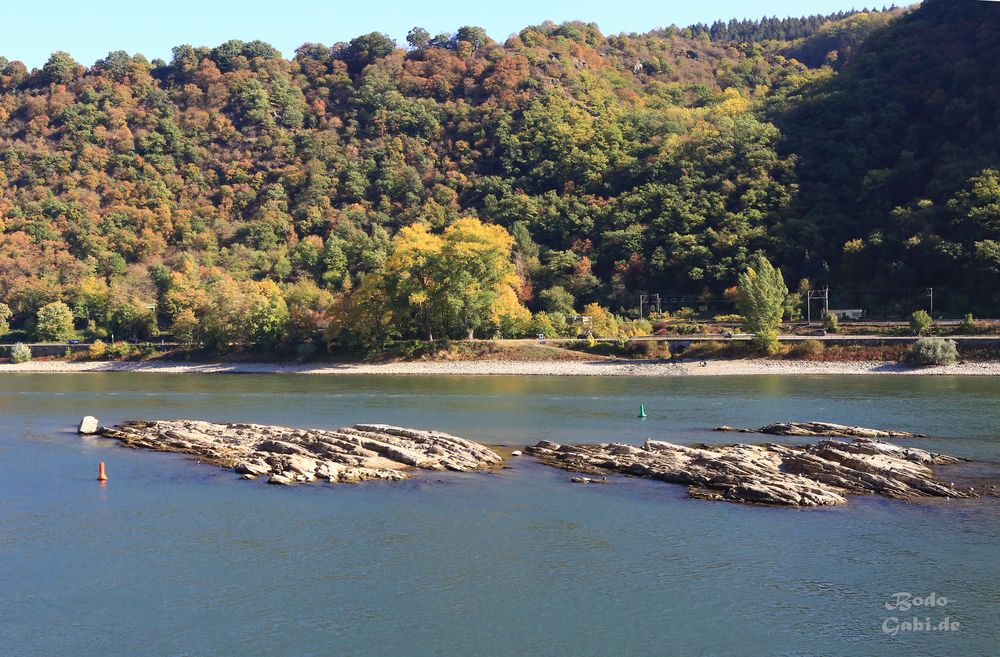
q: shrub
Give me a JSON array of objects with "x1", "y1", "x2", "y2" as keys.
[
  {"x1": 295, "y1": 342, "x2": 317, "y2": 361},
  {"x1": 960, "y1": 313, "x2": 989, "y2": 335},
  {"x1": 909, "y1": 337, "x2": 958, "y2": 366},
  {"x1": 106, "y1": 342, "x2": 134, "y2": 359},
  {"x1": 629, "y1": 340, "x2": 664, "y2": 359},
  {"x1": 89, "y1": 339, "x2": 108, "y2": 359},
  {"x1": 11, "y1": 342, "x2": 32, "y2": 363},
  {"x1": 910, "y1": 309, "x2": 932, "y2": 335},
  {"x1": 586, "y1": 333, "x2": 597, "y2": 348},
  {"x1": 962, "y1": 313, "x2": 975, "y2": 332},
  {"x1": 669, "y1": 321, "x2": 700, "y2": 335},
  {"x1": 788, "y1": 339, "x2": 825, "y2": 359},
  {"x1": 823, "y1": 313, "x2": 839, "y2": 333}
]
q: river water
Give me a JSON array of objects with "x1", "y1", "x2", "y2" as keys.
[{"x1": 1, "y1": 373, "x2": 998, "y2": 657}]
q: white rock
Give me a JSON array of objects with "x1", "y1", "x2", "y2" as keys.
[
  {"x1": 511, "y1": 450, "x2": 523, "y2": 457},
  {"x1": 78, "y1": 416, "x2": 99, "y2": 434}
]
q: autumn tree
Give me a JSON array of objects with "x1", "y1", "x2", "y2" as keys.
[
  {"x1": 0, "y1": 302, "x2": 11, "y2": 334},
  {"x1": 35, "y1": 302, "x2": 76, "y2": 342}
]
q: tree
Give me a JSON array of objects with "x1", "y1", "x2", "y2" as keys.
[
  {"x1": 0, "y1": 302, "x2": 11, "y2": 334},
  {"x1": 244, "y1": 281, "x2": 289, "y2": 349},
  {"x1": 342, "y1": 32, "x2": 396, "y2": 73},
  {"x1": 172, "y1": 309, "x2": 199, "y2": 346},
  {"x1": 439, "y1": 218, "x2": 524, "y2": 339},
  {"x1": 539, "y1": 286, "x2": 576, "y2": 316},
  {"x1": 35, "y1": 302, "x2": 75, "y2": 342},
  {"x1": 381, "y1": 222, "x2": 445, "y2": 340},
  {"x1": 454, "y1": 26, "x2": 489, "y2": 49},
  {"x1": 41, "y1": 51, "x2": 80, "y2": 84},
  {"x1": 736, "y1": 255, "x2": 788, "y2": 354},
  {"x1": 910, "y1": 309, "x2": 932, "y2": 335},
  {"x1": 406, "y1": 27, "x2": 431, "y2": 50}
]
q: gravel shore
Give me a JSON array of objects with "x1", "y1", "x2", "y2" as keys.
[{"x1": 2, "y1": 359, "x2": 999, "y2": 376}]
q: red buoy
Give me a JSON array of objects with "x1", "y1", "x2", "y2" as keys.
[{"x1": 98, "y1": 462, "x2": 108, "y2": 482}]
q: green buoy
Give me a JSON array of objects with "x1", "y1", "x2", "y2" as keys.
[{"x1": 639, "y1": 404, "x2": 647, "y2": 418}]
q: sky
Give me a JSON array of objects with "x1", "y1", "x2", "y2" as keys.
[{"x1": 4, "y1": 0, "x2": 878, "y2": 69}]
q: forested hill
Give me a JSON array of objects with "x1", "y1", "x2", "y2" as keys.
[{"x1": 0, "y1": 0, "x2": 998, "y2": 349}]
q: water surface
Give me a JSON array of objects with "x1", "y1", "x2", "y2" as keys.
[{"x1": 1, "y1": 373, "x2": 998, "y2": 656}]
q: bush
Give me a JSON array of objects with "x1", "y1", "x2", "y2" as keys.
[
  {"x1": 106, "y1": 342, "x2": 134, "y2": 359},
  {"x1": 89, "y1": 339, "x2": 108, "y2": 359},
  {"x1": 11, "y1": 342, "x2": 32, "y2": 363},
  {"x1": 909, "y1": 337, "x2": 958, "y2": 366},
  {"x1": 962, "y1": 313, "x2": 975, "y2": 332},
  {"x1": 295, "y1": 342, "x2": 317, "y2": 361},
  {"x1": 823, "y1": 312, "x2": 839, "y2": 333},
  {"x1": 960, "y1": 313, "x2": 990, "y2": 335},
  {"x1": 910, "y1": 309, "x2": 932, "y2": 335},
  {"x1": 788, "y1": 339, "x2": 825, "y2": 359}
]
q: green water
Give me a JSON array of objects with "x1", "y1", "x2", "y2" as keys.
[{"x1": 1, "y1": 373, "x2": 998, "y2": 656}]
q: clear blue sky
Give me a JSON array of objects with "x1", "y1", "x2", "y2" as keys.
[{"x1": 5, "y1": 0, "x2": 878, "y2": 69}]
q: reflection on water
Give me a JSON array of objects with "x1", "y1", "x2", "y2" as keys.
[{"x1": 0, "y1": 373, "x2": 998, "y2": 657}]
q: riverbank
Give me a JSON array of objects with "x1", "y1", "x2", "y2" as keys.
[{"x1": 2, "y1": 358, "x2": 999, "y2": 376}]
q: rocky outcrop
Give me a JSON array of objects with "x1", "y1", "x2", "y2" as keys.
[
  {"x1": 78, "y1": 416, "x2": 99, "y2": 434},
  {"x1": 714, "y1": 421, "x2": 925, "y2": 439},
  {"x1": 99, "y1": 420, "x2": 503, "y2": 485},
  {"x1": 526, "y1": 437, "x2": 969, "y2": 506}
]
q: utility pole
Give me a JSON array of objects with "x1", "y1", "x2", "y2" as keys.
[
  {"x1": 639, "y1": 294, "x2": 648, "y2": 318},
  {"x1": 653, "y1": 293, "x2": 661, "y2": 315},
  {"x1": 805, "y1": 288, "x2": 830, "y2": 324},
  {"x1": 927, "y1": 287, "x2": 934, "y2": 315}
]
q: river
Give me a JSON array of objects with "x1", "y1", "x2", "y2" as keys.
[{"x1": 1, "y1": 373, "x2": 998, "y2": 656}]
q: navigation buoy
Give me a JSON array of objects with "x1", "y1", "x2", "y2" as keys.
[
  {"x1": 98, "y1": 462, "x2": 108, "y2": 482},
  {"x1": 639, "y1": 404, "x2": 647, "y2": 419}
]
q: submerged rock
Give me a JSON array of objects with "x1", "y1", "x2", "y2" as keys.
[
  {"x1": 99, "y1": 420, "x2": 503, "y2": 485},
  {"x1": 526, "y1": 437, "x2": 969, "y2": 507},
  {"x1": 714, "y1": 421, "x2": 925, "y2": 439}
]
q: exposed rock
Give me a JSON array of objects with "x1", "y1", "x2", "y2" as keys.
[
  {"x1": 570, "y1": 477, "x2": 608, "y2": 484},
  {"x1": 714, "y1": 421, "x2": 925, "y2": 439},
  {"x1": 78, "y1": 416, "x2": 99, "y2": 434},
  {"x1": 526, "y1": 437, "x2": 970, "y2": 507},
  {"x1": 99, "y1": 420, "x2": 503, "y2": 485},
  {"x1": 511, "y1": 450, "x2": 523, "y2": 457}
]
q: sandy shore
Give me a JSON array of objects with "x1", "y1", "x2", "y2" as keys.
[{"x1": 2, "y1": 358, "x2": 999, "y2": 376}]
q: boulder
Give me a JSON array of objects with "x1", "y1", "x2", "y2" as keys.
[{"x1": 78, "y1": 416, "x2": 99, "y2": 435}]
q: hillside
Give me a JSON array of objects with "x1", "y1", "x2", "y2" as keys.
[{"x1": 0, "y1": 1, "x2": 997, "y2": 351}]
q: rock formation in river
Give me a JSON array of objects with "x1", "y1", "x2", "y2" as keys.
[
  {"x1": 526, "y1": 437, "x2": 969, "y2": 506},
  {"x1": 713, "y1": 421, "x2": 925, "y2": 439},
  {"x1": 99, "y1": 420, "x2": 503, "y2": 485}
]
